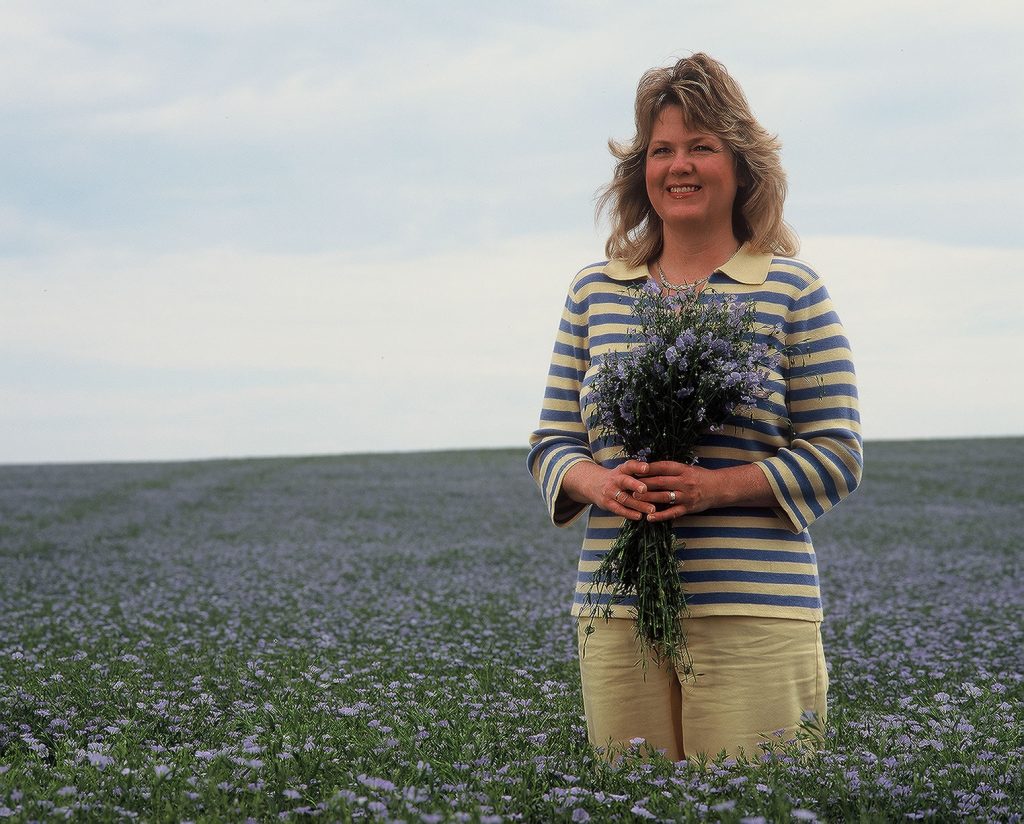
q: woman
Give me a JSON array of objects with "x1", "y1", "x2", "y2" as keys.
[{"x1": 528, "y1": 53, "x2": 862, "y2": 761}]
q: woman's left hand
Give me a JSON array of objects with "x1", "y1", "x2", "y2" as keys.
[
  {"x1": 632, "y1": 460, "x2": 777, "y2": 522},
  {"x1": 631, "y1": 461, "x2": 715, "y2": 521}
]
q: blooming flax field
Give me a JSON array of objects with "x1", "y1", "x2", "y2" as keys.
[{"x1": 1, "y1": 439, "x2": 1021, "y2": 822}]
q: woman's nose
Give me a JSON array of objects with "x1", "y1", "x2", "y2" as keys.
[{"x1": 670, "y1": 152, "x2": 694, "y2": 174}]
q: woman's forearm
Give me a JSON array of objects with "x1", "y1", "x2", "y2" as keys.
[{"x1": 704, "y1": 462, "x2": 777, "y2": 509}]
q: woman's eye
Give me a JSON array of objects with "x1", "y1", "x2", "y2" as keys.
[
  {"x1": 651, "y1": 147, "x2": 670, "y2": 156},
  {"x1": 694, "y1": 144, "x2": 714, "y2": 152}
]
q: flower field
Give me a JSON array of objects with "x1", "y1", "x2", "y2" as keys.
[{"x1": 1, "y1": 439, "x2": 1021, "y2": 822}]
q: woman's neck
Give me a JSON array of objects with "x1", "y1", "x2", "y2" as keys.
[{"x1": 656, "y1": 228, "x2": 741, "y2": 283}]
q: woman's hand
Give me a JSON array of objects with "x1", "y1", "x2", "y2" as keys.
[
  {"x1": 561, "y1": 460, "x2": 657, "y2": 522},
  {"x1": 632, "y1": 460, "x2": 777, "y2": 522},
  {"x1": 563, "y1": 458, "x2": 777, "y2": 522}
]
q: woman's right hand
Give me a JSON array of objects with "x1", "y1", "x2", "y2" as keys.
[{"x1": 561, "y1": 460, "x2": 657, "y2": 521}]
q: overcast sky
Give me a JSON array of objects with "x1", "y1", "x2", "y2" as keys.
[{"x1": 2, "y1": 1, "x2": 1022, "y2": 464}]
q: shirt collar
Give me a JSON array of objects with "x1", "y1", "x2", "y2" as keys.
[{"x1": 603, "y1": 242, "x2": 773, "y2": 285}]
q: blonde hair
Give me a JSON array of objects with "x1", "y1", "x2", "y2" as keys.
[{"x1": 598, "y1": 53, "x2": 798, "y2": 266}]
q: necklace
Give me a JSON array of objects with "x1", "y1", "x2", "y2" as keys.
[
  {"x1": 656, "y1": 259, "x2": 710, "y2": 292},
  {"x1": 655, "y1": 243, "x2": 741, "y2": 291}
]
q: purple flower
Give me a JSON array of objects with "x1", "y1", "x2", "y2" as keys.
[
  {"x1": 357, "y1": 774, "x2": 396, "y2": 792},
  {"x1": 86, "y1": 751, "x2": 115, "y2": 769},
  {"x1": 676, "y1": 330, "x2": 696, "y2": 349}
]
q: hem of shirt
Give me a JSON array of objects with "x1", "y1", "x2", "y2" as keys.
[{"x1": 570, "y1": 603, "x2": 824, "y2": 622}]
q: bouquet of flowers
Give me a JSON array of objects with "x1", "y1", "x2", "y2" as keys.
[{"x1": 584, "y1": 280, "x2": 778, "y2": 673}]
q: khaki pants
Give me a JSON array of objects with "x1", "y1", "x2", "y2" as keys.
[{"x1": 577, "y1": 615, "x2": 828, "y2": 761}]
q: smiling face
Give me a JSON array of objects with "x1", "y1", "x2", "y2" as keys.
[{"x1": 644, "y1": 104, "x2": 740, "y2": 240}]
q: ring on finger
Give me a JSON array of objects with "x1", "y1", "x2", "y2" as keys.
[
  {"x1": 613, "y1": 490, "x2": 624, "y2": 503},
  {"x1": 668, "y1": 490, "x2": 677, "y2": 505}
]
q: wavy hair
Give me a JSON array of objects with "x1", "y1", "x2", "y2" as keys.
[{"x1": 598, "y1": 53, "x2": 798, "y2": 265}]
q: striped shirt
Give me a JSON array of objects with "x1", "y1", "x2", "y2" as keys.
[{"x1": 528, "y1": 245, "x2": 863, "y2": 622}]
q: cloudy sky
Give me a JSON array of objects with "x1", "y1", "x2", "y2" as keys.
[{"x1": 2, "y1": 1, "x2": 1022, "y2": 464}]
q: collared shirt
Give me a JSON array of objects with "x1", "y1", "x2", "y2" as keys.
[{"x1": 528, "y1": 244, "x2": 863, "y2": 621}]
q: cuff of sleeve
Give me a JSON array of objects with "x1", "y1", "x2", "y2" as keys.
[
  {"x1": 754, "y1": 459, "x2": 807, "y2": 534},
  {"x1": 549, "y1": 456, "x2": 592, "y2": 527}
]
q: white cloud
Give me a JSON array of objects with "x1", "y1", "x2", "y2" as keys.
[
  {"x1": 0, "y1": 6, "x2": 148, "y2": 110},
  {"x1": 1, "y1": 231, "x2": 593, "y2": 372},
  {"x1": 3, "y1": 230, "x2": 1020, "y2": 463},
  {"x1": 0, "y1": 229, "x2": 600, "y2": 462},
  {"x1": 800, "y1": 234, "x2": 1024, "y2": 440},
  {"x1": 76, "y1": 21, "x2": 624, "y2": 142},
  {"x1": 2, "y1": 2, "x2": 1022, "y2": 461}
]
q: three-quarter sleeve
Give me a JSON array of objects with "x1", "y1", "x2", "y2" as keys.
[
  {"x1": 756, "y1": 275, "x2": 863, "y2": 533},
  {"x1": 528, "y1": 283, "x2": 596, "y2": 527}
]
